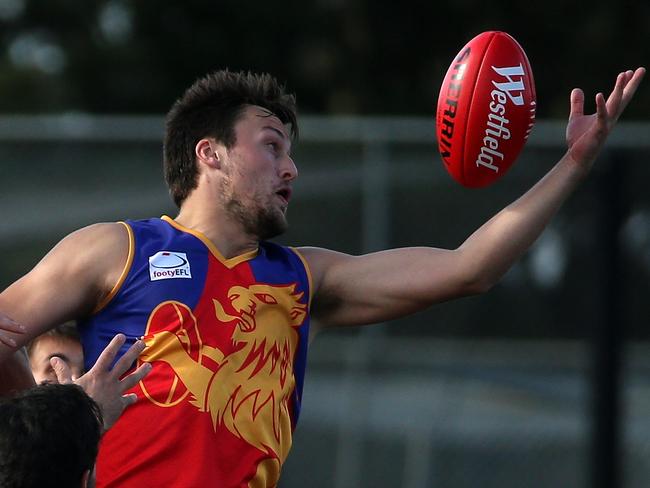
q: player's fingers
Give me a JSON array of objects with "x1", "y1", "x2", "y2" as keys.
[
  {"x1": 569, "y1": 88, "x2": 584, "y2": 119},
  {"x1": 122, "y1": 392, "x2": 138, "y2": 407},
  {"x1": 605, "y1": 72, "x2": 626, "y2": 117},
  {"x1": 91, "y1": 333, "x2": 126, "y2": 372},
  {"x1": 0, "y1": 315, "x2": 25, "y2": 334},
  {"x1": 622, "y1": 69, "x2": 635, "y2": 85},
  {"x1": 0, "y1": 333, "x2": 18, "y2": 348},
  {"x1": 596, "y1": 93, "x2": 607, "y2": 121},
  {"x1": 118, "y1": 362, "x2": 152, "y2": 393},
  {"x1": 0, "y1": 314, "x2": 25, "y2": 347},
  {"x1": 51, "y1": 356, "x2": 74, "y2": 384},
  {"x1": 619, "y1": 67, "x2": 646, "y2": 111},
  {"x1": 111, "y1": 339, "x2": 146, "y2": 378}
]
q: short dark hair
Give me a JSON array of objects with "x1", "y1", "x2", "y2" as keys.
[
  {"x1": 163, "y1": 69, "x2": 298, "y2": 207},
  {"x1": 0, "y1": 384, "x2": 103, "y2": 488}
]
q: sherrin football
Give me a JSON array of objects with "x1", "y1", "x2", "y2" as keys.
[{"x1": 436, "y1": 31, "x2": 536, "y2": 187}]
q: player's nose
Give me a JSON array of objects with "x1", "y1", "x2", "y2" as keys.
[{"x1": 280, "y1": 155, "x2": 298, "y2": 181}]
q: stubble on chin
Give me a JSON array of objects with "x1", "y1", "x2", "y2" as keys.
[
  {"x1": 254, "y1": 206, "x2": 288, "y2": 240},
  {"x1": 217, "y1": 167, "x2": 288, "y2": 241},
  {"x1": 223, "y1": 192, "x2": 288, "y2": 241}
]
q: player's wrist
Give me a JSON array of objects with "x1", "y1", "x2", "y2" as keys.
[{"x1": 561, "y1": 151, "x2": 593, "y2": 181}]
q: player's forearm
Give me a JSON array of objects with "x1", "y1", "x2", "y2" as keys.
[
  {"x1": 457, "y1": 152, "x2": 588, "y2": 291},
  {"x1": 0, "y1": 348, "x2": 36, "y2": 396}
]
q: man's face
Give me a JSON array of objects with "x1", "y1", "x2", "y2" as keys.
[
  {"x1": 29, "y1": 336, "x2": 84, "y2": 384},
  {"x1": 218, "y1": 105, "x2": 297, "y2": 240}
]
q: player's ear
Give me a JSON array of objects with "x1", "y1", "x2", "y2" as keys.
[{"x1": 195, "y1": 138, "x2": 221, "y2": 169}]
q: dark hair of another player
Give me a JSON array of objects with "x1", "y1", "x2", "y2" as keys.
[
  {"x1": 0, "y1": 384, "x2": 103, "y2": 488},
  {"x1": 163, "y1": 70, "x2": 298, "y2": 207}
]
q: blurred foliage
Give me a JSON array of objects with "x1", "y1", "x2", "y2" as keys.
[{"x1": 0, "y1": 0, "x2": 647, "y2": 117}]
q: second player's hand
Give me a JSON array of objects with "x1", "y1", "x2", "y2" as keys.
[
  {"x1": 0, "y1": 311, "x2": 26, "y2": 348},
  {"x1": 52, "y1": 333, "x2": 152, "y2": 430}
]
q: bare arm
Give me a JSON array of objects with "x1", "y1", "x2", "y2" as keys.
[
  {"x1": 304, "y1": 68, "x2": 645, "y2": 331},
  {"x1": 0, "y1": 222, "x2": 130, "y2": 394}
]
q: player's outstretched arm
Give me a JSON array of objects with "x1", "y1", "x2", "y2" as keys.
[
  {"x1": 304, "y1": 68, "x2": 645, "y2": 331},
  {"x1": 0, "y1": 223, "x2": 130, "y2": 395},
  {"x1": 52, "y1": 334, "x2": 152, "y2": 430}
]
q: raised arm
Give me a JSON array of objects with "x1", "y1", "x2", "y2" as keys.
[
  {"x1": 0, "y1": 222, "x2": 130, "y2": 394},
  {"x1": 304, "y1": 68, "x2": 645, "y2": 331}
]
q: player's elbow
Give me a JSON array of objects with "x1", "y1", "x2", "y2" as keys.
[
  {"x1": 454, "y1": 264, "x2": 500, "y2": 297},
  {"x1": 451, "y1": 249, "x2": 505, "y2": 297},
  {"x1": 464, "y1": 276, "x2": 496, "y2": 296}
]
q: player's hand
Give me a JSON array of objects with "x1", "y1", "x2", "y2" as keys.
[
  {"x1": 0, "y1": 311, "x2": 25, "y2": 348},
  {"x1": 51, "y1": 333, "x2": 152, "y2": 430},
  {"x1": 566, "y1": 67, "x2": 645, "y2": 171}
]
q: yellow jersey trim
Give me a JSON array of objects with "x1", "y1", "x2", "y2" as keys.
[
  {"x1": 161, "y1": 215, "x2": 258, "y2": 269},
  {"x1": 289, "y1": 247, "x2": 313, "y2": 308},
  {"x1": 93, "y1": 221, "x2": 135, "y2": 314}
]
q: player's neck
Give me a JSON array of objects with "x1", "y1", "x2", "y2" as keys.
[{"x1": 173, "y1": 203, "x2": 259, "y2": 259}]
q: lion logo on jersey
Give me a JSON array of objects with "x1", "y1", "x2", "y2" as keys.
[{"x1": 139, "y1": 283, "x2": 307, "y2": 465}]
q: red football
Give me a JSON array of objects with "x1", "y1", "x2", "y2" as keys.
[{"x1": 436, "y1": 31, "x2": 536, "y2": 187}]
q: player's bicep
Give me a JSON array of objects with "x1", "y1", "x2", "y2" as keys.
[
  {"x1": 302, "y1": 246, "x2": 474, "y2": 329},
  {"x1": 0, "y1": 260, "x2": 95, "y2": 338},
  {"x1": 0, "y1": 222, "x2": 129, "y2": 349}
]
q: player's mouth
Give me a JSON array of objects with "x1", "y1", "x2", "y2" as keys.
[{"x1": 275, "y1": 187, "x2": 292, "y2": 205}]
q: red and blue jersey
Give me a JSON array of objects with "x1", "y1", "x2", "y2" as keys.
[{"x1": 78, "y1": 216, "x2": 312, "y2": 488}]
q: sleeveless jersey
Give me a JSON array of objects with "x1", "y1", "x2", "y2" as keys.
[{"x1": 78, "y1": 216, "x2": 312, "y2": 488}]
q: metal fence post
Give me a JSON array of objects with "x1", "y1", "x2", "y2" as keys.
[
  {"x1": 591, "y1": 151, "x2": 626, "y2": 488},
  {"x1": 332, "y1": 139, "x2": 390, "y2": 488}
]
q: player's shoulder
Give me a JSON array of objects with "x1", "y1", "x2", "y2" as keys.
[
  {"x1": 294, "y1": 246, "x2": 331, "y2": 268},
  {"x1": 61, "y1": 221, "x2": 129, "y2": 252},
  {"x1": 24, "y1": 221, "x2": 132, "y2": 296},
  {"x1": 295, "y1": 246, "x2": 349, "y2": 263},
  {"x1": 44, "y1": 222, "x2": 132, "y2": 275},
  {"x1": 294, "y1": 246, "x2": 351, "y2": 289}
]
